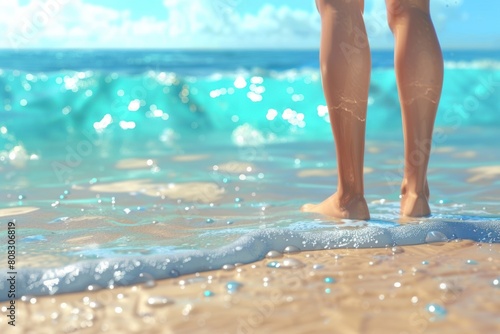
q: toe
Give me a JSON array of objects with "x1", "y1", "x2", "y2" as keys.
[{"x1": 301, "y1": 203, "x2": 316, "y2": 212}]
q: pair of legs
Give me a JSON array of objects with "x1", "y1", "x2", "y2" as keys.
[{"x1": 302, "y1": 0, "x2": 443, "y2": 219}]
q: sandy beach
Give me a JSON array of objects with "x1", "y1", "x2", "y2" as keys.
[{"x1": 2, "y1": 240, "x2": 499, "y2": 334}]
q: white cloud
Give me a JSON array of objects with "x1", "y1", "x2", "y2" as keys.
[
  {"x1": 161, "y1": 0, "x2": 320, "y2": 48},
  {"x1": 0, "y1": 0, "x2": 168, "y2": 48},
  {"x1": 0, "y1": 0, "x2": 321, "y2": 49},
  {"x1": 0, "y1": 0, "x2": 468, "y2": 49}
]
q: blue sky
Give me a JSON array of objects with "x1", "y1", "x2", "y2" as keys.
[{"x1": 1, "y1": 0, "x2": 499, "y2": 49}]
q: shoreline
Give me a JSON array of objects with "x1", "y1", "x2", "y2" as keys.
[{"x1": 2, "y1": 240, "x2": 499, "y2": 333}]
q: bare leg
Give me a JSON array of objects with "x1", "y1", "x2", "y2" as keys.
[
  {"x1": 302, "y1": 0, "x2": 370, "y2": 220},
  {"x1": 386, "y1": 0, "x2": 443, "y2": 217}
]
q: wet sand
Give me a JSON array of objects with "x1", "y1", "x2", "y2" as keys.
[{"x1": 2, "y1": 241, "x2": 499, "y2": 334}]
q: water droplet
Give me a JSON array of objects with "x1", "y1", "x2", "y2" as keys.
[
  {"x1": 138, "y1": 273, "x2": 156, "y2": 288},
  {"x1": 226, "y1": 220, "x2": 234, "y2": 225},
  {"x1": 18, "y1": 195, "x2": 25, "y2": 200},
  {"x1": 178, "y1": 277, "x2": 207, "y2": 286},
  {"x1": 235, "y1": 197, "x2": 243, "y2": 203},
  {"x1": 87, "y1": 285, "x2": 103, "y2": 292},
  {"x1": 50, "y1": 311, "x2": 60, "y2": 320},
  {"x1": 222, "y1": 264, "x2": 235, "y2": 271},
  {"x1": 391, "y1": 246, "x2": 404, "y2": 254},
  {"x1": 137, "y1": 311, "x2": 154, "y2": 319},
  {"x1": 265, "y1": 250, "x2": 283, "y2": 259},
  {"x1": 426, "y1": 303, "x2": 447, "y2": 321},
  {"x1": 425, "y1": 231, "x2": 448, "y2": 244},
  {"x1": 466, "y1": 259, "x2": 478, "y2": 265},
  {"x1": 226, "y1": 281, "x2": 243, "y2": 293},
  {"x1": 20, "y1": 295, "x2": 34, "y2": 303},
  {"x1": 204, "y1": 290, "x2": 214, "y2": 297},
  {"x1": 324, "y1": 277, "x2": 336, "y2": 284},
  {"x1": 169, "y1": 269, "x2": 180, "y2": 278},
  {"x1": 422, "y1": 260, "x2": 429, "y2": 265},
  {"x1": 492, "y1": 278, "x2": 499, "y2": 288},
  {"x1": 268, "y1": 258, "x2": 305, "y2": 269},
  {"x1": 283, "y1": 246, "x2": 300, "y2": 254},
  {"x1": 206, "y1": 218, "x2": 214, "y2": 224},
  {"x1": 89, "y1": 301, "x2": 103, "y2": 309},
  {"x1": 147, "y1": 296, "x2": 173, "y2": 307},
  {"x1": 267, "y1": 261, "x2": 279, "y2": 268},
  {"x1": 325, "y1": 288, "x2": 332, "y2": 294},
  {"x1": 282, "y1": 258, "x2": 305, "y2": 268},
  {"x1": 313, "y1": 264, "x2": 324, "y2": 270}
]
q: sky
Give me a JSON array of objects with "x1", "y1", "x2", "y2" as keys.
[{"x1": 0, "y1": 0, "x2": 499, "y2": 49}]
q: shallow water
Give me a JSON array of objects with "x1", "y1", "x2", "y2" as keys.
[{"x1": 0, "y1": 50, "x2": 499, "y2": 300}]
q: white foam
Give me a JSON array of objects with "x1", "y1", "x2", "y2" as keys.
[
  {"x1": 1, "y1": 218, "x2": 498, "y2": 301},
  {"x1": 444, "y1": 60, "x2": 500, "y2": 70}
]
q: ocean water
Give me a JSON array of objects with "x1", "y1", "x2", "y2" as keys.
[{"x1": 0, "y1": 50, "x2": 499, "y2": 300}]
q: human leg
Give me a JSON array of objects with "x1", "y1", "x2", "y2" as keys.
[
  {"x1": 386, "y1": 0, "x2": 444, "y2": 217},
  {"x1": 302, "y1": 0, "x2": 370, "y2": 220}
]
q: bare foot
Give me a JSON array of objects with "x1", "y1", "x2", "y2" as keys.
[
  {"x1": 301, "y1": 193, "x2": 370, "y2": 220},
  {"x1": 400, "y1": 179, "x2": 431, "y2": 217},
  {"x1": 400, "y1": 192, "x2": 430, "y2": 217}
]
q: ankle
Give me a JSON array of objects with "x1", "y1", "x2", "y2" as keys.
[
  {"x1": 401, "y1": 179, "x2": 426, "y2": 197},
  {"x1": 336, "y1": 191, "x2": 365, "y2": 207},
  {"x1": 402, "y1": 191, "x2": 427, "y2": 199}
]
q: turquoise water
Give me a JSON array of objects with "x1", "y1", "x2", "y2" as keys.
[{"x1": 0, "y1": 50, "x2": 499, "y2": 300}]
